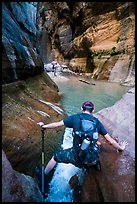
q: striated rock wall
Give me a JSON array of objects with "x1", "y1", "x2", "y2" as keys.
[
  {"x1": 2, "y1": 3, "x2": 135, "y2": 202},
  {"x1": 2, "y1": 2, "x2": 43, "y2": 84},
  {"x1": 2, "y1": 3, "x2": 66, "y2": 202},
  {"x1": 2, "y1": 2, "x2": 66, "y2": 177},
  {"x1": 36, "y1": 2, "x2": 135, "y2": 86}
]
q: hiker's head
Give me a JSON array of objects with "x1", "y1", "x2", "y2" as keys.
[{"x1": 81, "y1": 101, "x2": 94, "y2": 113}]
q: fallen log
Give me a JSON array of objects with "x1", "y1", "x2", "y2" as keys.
[{"x1": 79, "y1": 79, "x2": 95, "y2": 85}]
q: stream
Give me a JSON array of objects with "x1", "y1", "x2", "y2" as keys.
[{"x1": 45, "y1": 75, "x2": 130, "y2": 202}]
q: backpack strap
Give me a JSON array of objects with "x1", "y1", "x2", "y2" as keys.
[
  {"x1": 77, "y1": 114, "x2": 100, "y2": 166},
  {"x1": 78, "y1": 113, "x2": 98, "y2": 142},
  {"x1": 78, "y1": 113, "x2": 97, "y2": 124},
  {"x1": 78, "y1": 114, "x2": 98, "y2": 132}
]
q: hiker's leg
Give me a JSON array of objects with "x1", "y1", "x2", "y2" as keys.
[
  {"x1": 44, "y1": 156, "x2": 57, "y2": 175},
  {"x1": 44, "y1": 148, "x2": 76, "y2": 175}
]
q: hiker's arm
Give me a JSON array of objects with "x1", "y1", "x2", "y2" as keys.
[
  {"x1": 37, "y1": 120, "x2": 64, "y2": 129},
  {"x1": 104, "y1": 133, "x2": 128, "y2": 151}
]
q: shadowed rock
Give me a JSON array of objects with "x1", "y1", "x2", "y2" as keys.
[
  {"x1": 2, "y1": 2, "x2": 43, "y2": 84},
  {"x1": 2, "y1": 150, "x2": 43, "y2": 202}
]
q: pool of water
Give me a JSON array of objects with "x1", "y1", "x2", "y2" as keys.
[
  {"x1": 45, "y1": 75, "x2": 131, "y2": 202},
  {"x1": 57, "y1": 76, "x2": 130, "y2": 115}
]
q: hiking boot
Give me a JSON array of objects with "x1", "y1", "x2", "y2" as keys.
[{"x1": 94, "y1": 160, "x2": 101, "y2": 172}]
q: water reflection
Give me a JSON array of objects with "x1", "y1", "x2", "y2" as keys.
[{"x1": 57, "y1": 77, "x2": 130, "y2": 115}]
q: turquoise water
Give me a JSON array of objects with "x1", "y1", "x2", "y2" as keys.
[
  {"x1": 57, "y1": 76, "x2": 130, "y2": 116},
  {"x1": 46, "y1": 76, "x2": 131, "y2": 202}
]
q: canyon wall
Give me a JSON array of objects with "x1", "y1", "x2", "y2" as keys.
[
  {"x1": 36, "y1": 2, "x2": 135, "y2": 86},
  {"x1": 2, "y1": 2, "x2": 135, "y2": 202},
  {"x1": 2, "y1": 2, "x2": 43, "y2": 84},
  {"x1": 2, "y1": 3, "x2": 66, "y2": 201}
]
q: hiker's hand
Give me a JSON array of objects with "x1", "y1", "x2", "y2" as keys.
[
  {"x1": 119, "y1": 141, "x2": 128, "y2": 151},
  {"x1": 37, "y1": 122, "x2": 44, "y2": 127}
]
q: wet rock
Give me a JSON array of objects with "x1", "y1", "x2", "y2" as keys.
[
  {"x1": 96, "y1": 87, "x2": 135, "y2": 158},
  {"x1": 2, "y1": 2, "x2": 43, "y2": 84},
  {"x1": 2, "y1": 150, "x2": 42, "y2": 202},
  {"x1": 2, "y1": 73, "x2": 66, "y2": 177},
  {"x1": 69, "y1": 174, "x2": 82, "y2": 202},
  {"x1": 80, "y1": 87, "x2": 135, "y2": 202}
]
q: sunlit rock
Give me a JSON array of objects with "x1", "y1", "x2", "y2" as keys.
[{"x1": 37, "y1": 2, "x2": 135, "y2": 86}]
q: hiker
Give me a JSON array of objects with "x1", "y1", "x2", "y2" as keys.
[
  {"x1": 37, "y1": 101, "x2": 128, "y2": 174},
  {"x1": 51, "y1": 61, "x2": 57, "y2": 76}
]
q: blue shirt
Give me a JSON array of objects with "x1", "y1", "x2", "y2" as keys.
[{"x1": 63, "y1": 113, "x2": 107, "y2": 136}]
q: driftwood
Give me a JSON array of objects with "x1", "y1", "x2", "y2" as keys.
[{"x1": 79, "y1": 79, "x2": 95, "y2": 85}]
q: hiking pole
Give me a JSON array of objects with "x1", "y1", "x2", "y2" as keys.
[
  {"x1": 28, "y1": 119, "x2": 46, "y2": 201},
  {"x1": 27, "y1": 118, "x2": 46, "y2": 201},
  {"x1": 41, "y1": 127, "x2": 45, "y2": 202}
]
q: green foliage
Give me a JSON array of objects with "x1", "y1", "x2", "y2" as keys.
[
  {"x1": 40, "y1": 5, "x2": 45, "y2": 13},
  {"x1": 117, "y1": 37, "x2": 120, "y2": 43},
  {"x1": 117, "y1": 36, "x2": 127, "y2": 43},
  {"x1": 97, "y1": 52, "x2": 102, "y2": 59},
  {"x1": 110, "y1": 46, "x2": 117, "y2": 56},
  {"x1": 91, "y1": 46, "x2": 118, "y2": 60},
  {"x1": 91, "y1": 51, "x2": 103, "y2": 59}
]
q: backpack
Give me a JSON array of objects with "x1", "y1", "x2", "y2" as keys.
[{"x1": 75, "y1": 114, "x2": 100, "y2": 166}]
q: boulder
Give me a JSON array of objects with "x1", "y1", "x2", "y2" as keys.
[{"x1": 2, "y1": 150, "x2": 42, "y2": 202}]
